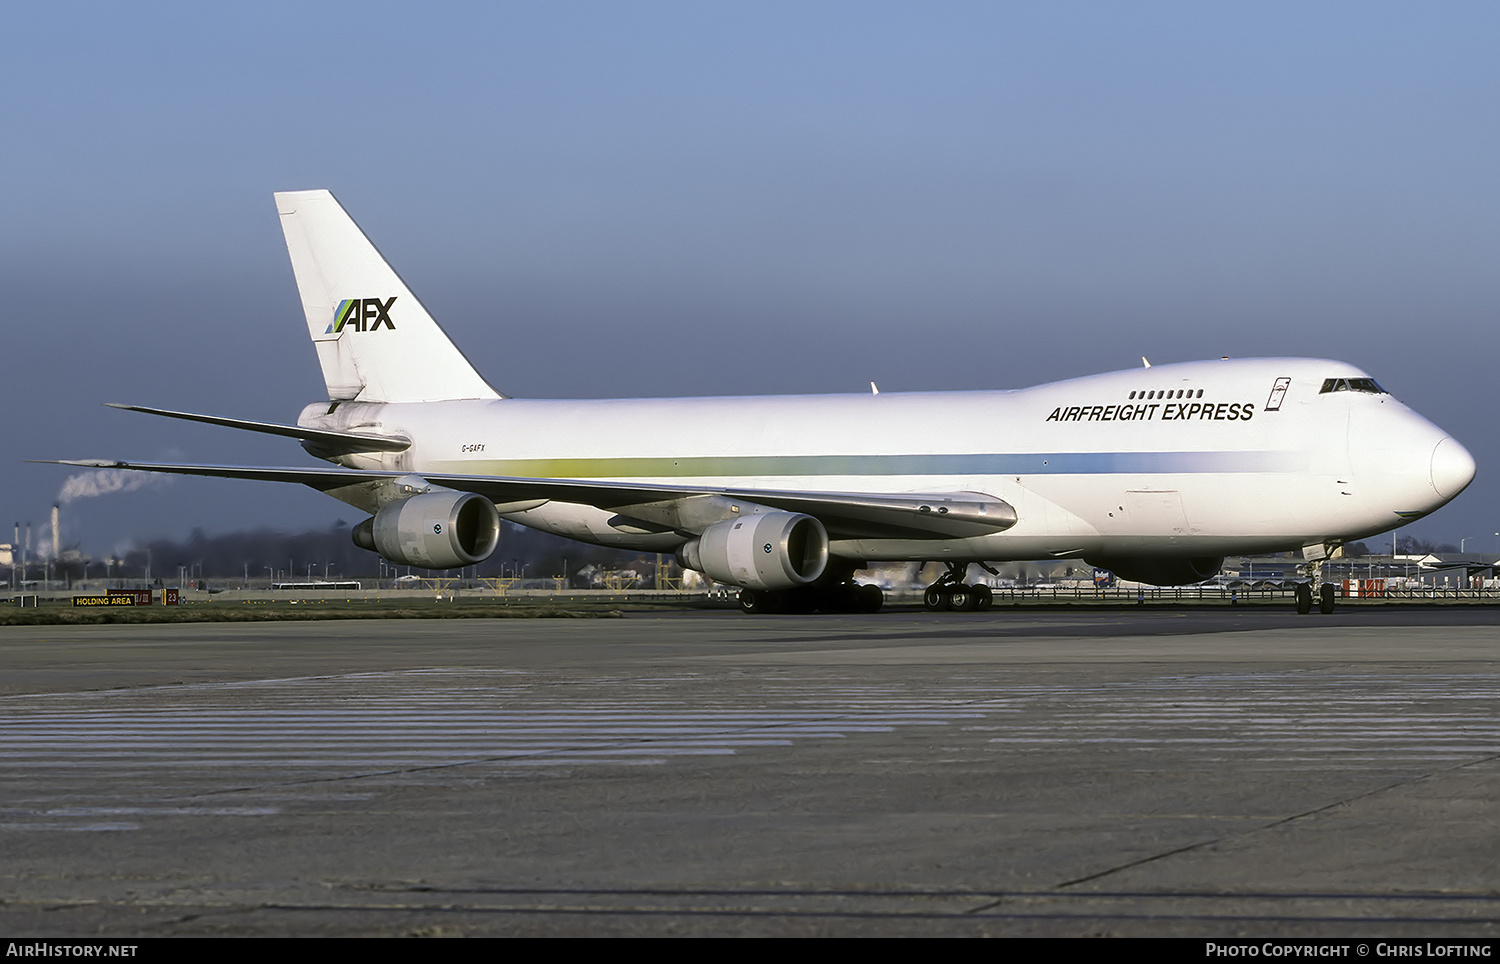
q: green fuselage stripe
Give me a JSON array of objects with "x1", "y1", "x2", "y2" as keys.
[{"x1": 429, "y1": 451, "x2": 1286, "y2": 479}]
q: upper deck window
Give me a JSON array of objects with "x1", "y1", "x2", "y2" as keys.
[{"x1": 1319, "y1": 377, "x2": 1387, "y2": 395}]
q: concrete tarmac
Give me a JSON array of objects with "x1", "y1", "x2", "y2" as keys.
[{"x1": 1, "y1": 608, "x2": 1497, "y2": 937}]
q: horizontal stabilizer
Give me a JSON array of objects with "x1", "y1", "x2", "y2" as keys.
[{"x1": 105, "y1": 404, "x2": 410, "y2": 454}]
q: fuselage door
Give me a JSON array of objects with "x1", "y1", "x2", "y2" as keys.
[{"x1": 1265, "y1": 377, "x2": 1291, "y2": 411}]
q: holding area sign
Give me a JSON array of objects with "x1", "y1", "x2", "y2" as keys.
[
  {"x1": 71, "y1": 589, "x2": 163, "y2": 606},
  {"x1": 73, "y1": 594, "x2": 136, "y2": 607}
]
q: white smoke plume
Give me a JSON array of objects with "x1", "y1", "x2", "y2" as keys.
[{"x1": 58, "y1": 469, "x2": 170, "y2": 504}]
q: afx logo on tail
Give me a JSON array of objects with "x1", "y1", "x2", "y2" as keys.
[{"x1": 327, "y1": 297, "x2": 397, "y2": 334}]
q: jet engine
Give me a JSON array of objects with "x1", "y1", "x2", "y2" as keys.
[
  {"x1": 677, "y1": 512, "x2": 829, "y2": 591},
  {"x1": 1084, "y1": 555, "x2": 1224, "y2": 586},
  {"x1": 352, "y1": 492, "x2": 501, "y2": 570}
]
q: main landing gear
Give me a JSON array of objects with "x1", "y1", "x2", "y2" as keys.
[
  {"x1": 737, "y1": 582, "x2": 884, "y2": 615},
  {"x1": 1293, "y1": 559, "x2": 1337, "y2": 615},
  {"x1": 922, "y1": 562, "x2": 995, "y2": 612}
]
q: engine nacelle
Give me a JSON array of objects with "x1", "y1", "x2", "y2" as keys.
[
  {"x1": 677, "y1": 512, "x2": 829, "y2": 591},
  {"x1": 352, "y1": 492, "x2": 501, "y2": 570},
  {"x1": 1084, "y1": 555, "x2": 1225, "y2": 586}
]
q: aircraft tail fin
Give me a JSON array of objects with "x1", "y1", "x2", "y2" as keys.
[{"x1": 274, "y1": 190, "x2": 502, "y2": 403}]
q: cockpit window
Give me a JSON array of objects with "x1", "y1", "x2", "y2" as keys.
[{"x1": 1319, "y1": 377, "x2": 1386, "y2": 395}]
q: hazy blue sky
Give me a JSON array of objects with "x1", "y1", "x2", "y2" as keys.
[{"x1": 5, "y1": 1, "x2": 1498, "y2": 558}]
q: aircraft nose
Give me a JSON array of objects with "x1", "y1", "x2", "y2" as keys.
[{"x1": 1430, "y1": 436, "x2": 1476, "y2": 501}]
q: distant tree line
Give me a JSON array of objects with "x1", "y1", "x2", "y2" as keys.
[
  {"x1": 1342, "y1": 537, "x2": 1461, "y2": 557},
  {"x1": 1394, "y1": 535, "x2": 1460, "y2": 555},
  {"x1": 1332, "y1": 536, "x2": 1458, "y2": 557}
]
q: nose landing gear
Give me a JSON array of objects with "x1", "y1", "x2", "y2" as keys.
[{"x1": 1294, "y1": 559, "x2": 1338, "y2": 614}]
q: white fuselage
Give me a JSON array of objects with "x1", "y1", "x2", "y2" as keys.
[{"x1": 301, "y1": 357, "x2": 1473, "y2": 564}]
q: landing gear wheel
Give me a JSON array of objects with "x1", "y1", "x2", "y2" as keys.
[
  {"x1": 738, "y1": 589, "x2": 766, "y2": 614},
  {"x1": 948, "y1": 585, "x2": 978, "y2": 612},
  {"x1": 923, "y1": 587, "x2": 948, "y2": 611},
  {"x1": 740, "y1": 589, "x2": 785, "y2": 614},
  {"x1": 973, "y1": 585, "x2": 993, "y2": 611},
  {"x1": 1319, "y1": 583, "x2": 1336, "y2": 614},
  {"x1": 858, "y1": 584, "x2": 884, "y2": 613},
  {"x1": 1295, "y1": 583, "x2": 1313, "y2": 615}
]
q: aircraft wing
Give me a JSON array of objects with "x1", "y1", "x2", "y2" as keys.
[{"x1": 46, "y1": 460, "x2": 1017, "y2": 540}]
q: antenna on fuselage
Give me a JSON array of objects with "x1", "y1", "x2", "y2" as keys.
[{"x1": 1141, "y1": 357, "x2": 1151, "y2": 368}]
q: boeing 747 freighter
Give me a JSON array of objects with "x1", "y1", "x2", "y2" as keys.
[{"x1": 54, "y1": 190, "x2": 1475, "y2": 614}]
